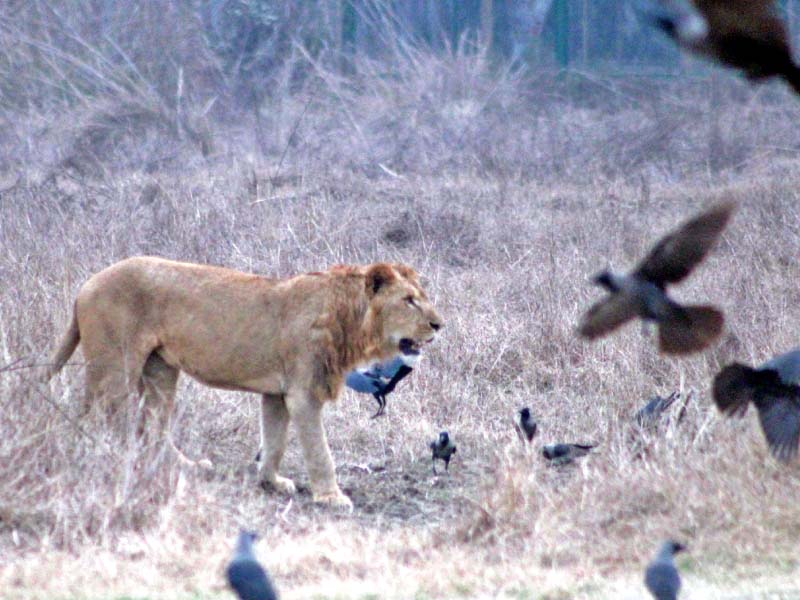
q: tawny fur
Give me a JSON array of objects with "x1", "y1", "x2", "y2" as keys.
[{"x1": 48, "y1": 256, "x2": 443, "y2": 508}]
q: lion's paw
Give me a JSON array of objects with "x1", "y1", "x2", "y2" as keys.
[
  {"x1": 172, "y1": 447, "x2": 214, "y2": 471},
  {"x1": 261, "y1": 475, "x2": 297, "y2": 495},
  {"x1": 313, "y1": 490, "x2": 353, "y2": 511},
  {"x1": 271, "y1": 476, "x2": 297, "y2": 495}
]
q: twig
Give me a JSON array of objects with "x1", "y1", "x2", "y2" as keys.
[
  {"x1": 293, "y1": 40, "x2": 368, "y2": 146},
  {"x1": 31, "y1": 382, "x2": 108, "y2": 450},
  {"x1": 271, "y1": 93, "x2": 313, "y2": 186},
  {"x1": 0, "y1": 360, "x2": 82, "y2": 374},
  {"x1": 278, "y1": 498, "x2": 293, "y2": 523}
]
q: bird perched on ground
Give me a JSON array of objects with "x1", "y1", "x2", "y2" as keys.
[
  {"x1": 429, "y1": 431, "x2": 457, "y2": 474},
  {"x1": 713, "y1": 347, "x2": 800, "y2": 462},
  {"x1": 346, "y1": 352, "x2": 419, "y2": 418},
  {"x1": 542, "y1": 443, "x2": 595, "y2": 466},
  {"x1": 226, "y1": 530, "x2": 278, "y2": 600},
  {"x1": 630, "y1": 391, "x2": 692, "y2": 458},
  {"x1": 643, "y1": 0, "x2": 800, "y2": 95},
  {"x1": 635, "y1": 391, "x2": 683, "y2": 430},
  {"x1": 645, "y1": 539, "x2": 686, "y2": 600},
  {"x1": 515, "y1": 407, "x2": 538, "y2": 444},
  {"x1": 578, "y1": 201, "x2": 735, "y2": 354}
]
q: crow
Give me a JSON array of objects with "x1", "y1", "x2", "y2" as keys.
[
  {"x1": 713, "y1": 347, "x2": 800, "y2": 461},
  {"x1": 645, "y1": 539, "x2": 686, "y2": 600},
  {"x1": 346, "y1": 353, "x2": 418, "y2": 418},
  {"x1": 645, "y1": 0, "x2": 800, "y2": 95},
  {"x1": 430, "y1": 431, "x2": 457, "y2": 474},
  {"x1": 515, "y1": 407, "x2": 538, "y2": 443},
  {"x1": 578, "y1": 201, "x2": 735, "y2": 354},
  {"x1": 226, "y1": 530, "x2": 278, "y2": 600},
  {"x1": 635, "y1": 391, "x2": 682, "y2": 431},
  {"x1": 542, "y1": 443, "x2": 595, "y2": 466}
]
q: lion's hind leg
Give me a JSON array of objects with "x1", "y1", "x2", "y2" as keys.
[
  {"x1": 140, "y1": 352, "x2": 210, "y2": 469},
  {"x1": 140, "y1": 352, "x2": 179, "y2": 436},
  {"x1": 257, "y1": 394, "x2": 296, "y2": 495},
  {"x1": 82, "y1": 350, "x2": 146, "y2": 421},
  {"x1": 83, "y1": 359, "x2": 125, "y2": 417},
  {"x1": 77, "y1": 310, "x2": 152, "y2": 420}
]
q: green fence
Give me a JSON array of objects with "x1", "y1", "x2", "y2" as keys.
[{"x1": 335, "y1": 0, "x2": 800, "y2": 74}]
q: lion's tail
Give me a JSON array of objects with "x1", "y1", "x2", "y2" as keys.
[{"x1": 47, "y1": 302, "x2": 80, "y2": 381}]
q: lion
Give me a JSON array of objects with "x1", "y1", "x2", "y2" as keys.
[{"x1": 48, "y1": 256, "x2": 443, "y2": 508}]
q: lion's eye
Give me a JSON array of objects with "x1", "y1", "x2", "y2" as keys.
[{"x1": 405, "y1": 296, "x2": 418, "y2": 308}]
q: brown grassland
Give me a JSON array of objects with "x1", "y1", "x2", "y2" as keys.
[{"x1": 2, "y1": 13, "x2": 800, "y2": 598}]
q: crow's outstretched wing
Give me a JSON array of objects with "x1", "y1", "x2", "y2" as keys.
[
  {"x1": 634, "y1": 201, "x2": 734, "y2": 285},
  {"x1": 754, "y1": 390, "x2": 800, "y2": 462},
  {"x1": 578, "y1": 293, "x2": 640, "y2": 339}
]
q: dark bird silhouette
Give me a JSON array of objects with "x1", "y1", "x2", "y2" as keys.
[
  {"x1": 226, "y1": 531, "x2": 278, "y2": 600},
  {"x1": 645, "y1": 539, "x2": 686, "y2": 600},
  {"x1": 515, "y1": 407, "x2": 538, "y2": 443},
  {"x1": 713, "y1": 347, "x2": 800, "y2": 461},
  {"x1": 578, "y1": 201, "x2": 735, "y2": 354},
  {"x1": 345, "y1": 354, "x2": 417, "y2": 418},
  {"x1": 542, "y1": 443, "x2": 595, "y2": 466},
  {"x1": 429, "y1": 431, "x2": 457, "y2": 474},
  {"x1": 645, "y1": 0, "x2": 800, "y2": 95}
]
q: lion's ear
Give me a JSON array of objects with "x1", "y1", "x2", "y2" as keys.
[
  {"x1": 365, "y1": 263, "x2": 396, "y2": 297},
  {"x1": 392, "y1": 263, "x2": 419, "y2": 282}
]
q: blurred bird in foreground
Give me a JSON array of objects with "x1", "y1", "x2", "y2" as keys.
[
  {"x1": 346, "y1": 352, "x2": 419, "y2": 418},
  {"x1": 226, "y1": 531, "x2": 278, "y2": 600},
  {"x1": 713, "y1": 347, "x2": 800, "y2": 462},
  {"x1": 515, "y1": 407, "x2": 538, "y2": 444},
  {"x1": 542, "y1": 443, "x2": 595, "y2": 466},
  {"x1": 578, "y1": 201, "x2": 735, "y2": 354},
  {"x1": 430, "y1": 431, "x2": 457, "y2": 474},
  {"x1": 643, "y1": 0, "x2": 800, "y2": 96},
  {"x1": 645, "y1": 539, "x2": 686, "y2": 600}
]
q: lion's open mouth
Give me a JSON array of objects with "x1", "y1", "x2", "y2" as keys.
[{"x1": 399, "y1": 338, "x2": 422, "y2": 356}]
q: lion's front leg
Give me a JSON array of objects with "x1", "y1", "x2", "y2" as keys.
[
  {"x1": 257, "y1": 394, "x2": 296, "y2": 495},
  {"x1": 286, "y1": 389, "x2": 352, "y2": 510}
]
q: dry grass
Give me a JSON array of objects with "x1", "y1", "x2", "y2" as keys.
[
  {"x1": 3, "y1": 12, "x2": 800, "y2": 597},
  {"x1": 3, "y1": 160, "x2": 800, "y2": 598}
]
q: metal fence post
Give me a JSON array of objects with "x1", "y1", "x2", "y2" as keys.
[{"x1": 554, "y1": 0, "x2": 569, "y2": 70}]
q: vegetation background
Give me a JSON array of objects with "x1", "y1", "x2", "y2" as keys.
[{"x1": 1, "y1": 1, "x2": 800, "y2": 598}]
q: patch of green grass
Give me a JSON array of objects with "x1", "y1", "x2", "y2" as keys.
[
  {"x1": 534, "y1": 590, "x2": 573, "y2": 600},
  {"x1": 503, "y1": 586, "x2": 534, "y2": 599},
  {"x1": 309, "y1": 595, "x2": 384, "y2": 600},
  {"x1": 676, "y1": 554, "x2": 699, "y2": 574}
]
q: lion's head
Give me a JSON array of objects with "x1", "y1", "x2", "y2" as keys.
[{"x1": 362, "y1": 263, "x2": 443, "y2": 360}]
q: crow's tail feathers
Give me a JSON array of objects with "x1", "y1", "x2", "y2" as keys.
[
  {"x1": 658, "y1": 305, "x2": 724, "y2": 355},
  {"x1": 781, "y1": 64, "x2": 800, "y2": 98}
]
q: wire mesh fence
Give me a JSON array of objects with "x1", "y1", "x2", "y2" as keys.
[{"x1": 333, "y1": 0, "x2": 800, "y2": 75}]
